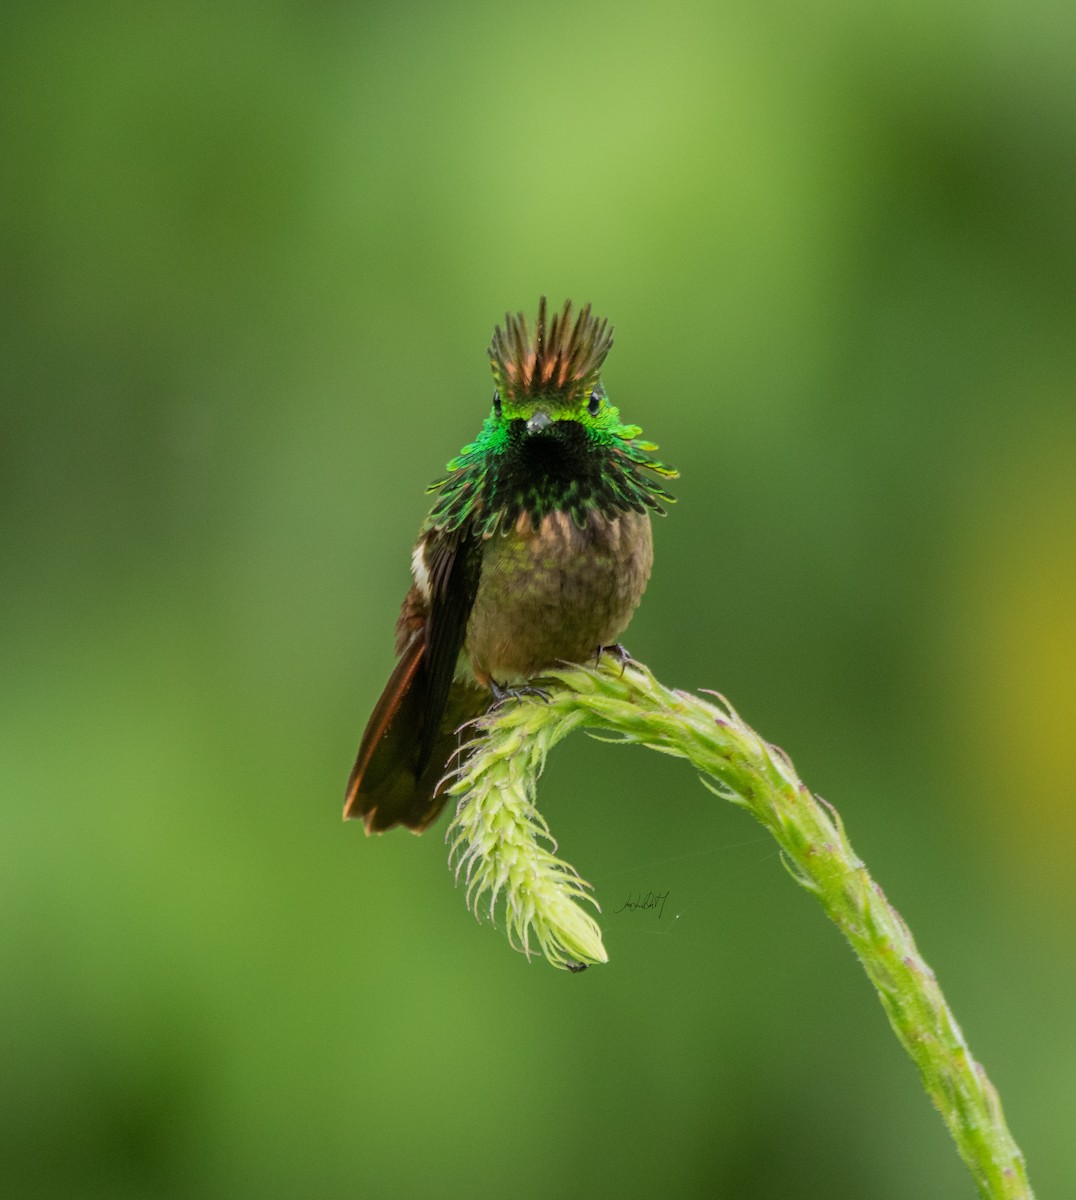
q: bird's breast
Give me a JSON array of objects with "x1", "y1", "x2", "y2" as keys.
[{"x1": 464, "y1": 507, "x2": 654, "y2": 685}]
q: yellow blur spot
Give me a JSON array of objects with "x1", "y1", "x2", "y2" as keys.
[{"x1": 947, "y1": 434, "x2": 1076, "y2": 899}]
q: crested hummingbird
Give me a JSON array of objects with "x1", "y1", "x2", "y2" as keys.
[{"x1": 344, "y1": 298, "x2": 677, "y2": 834}]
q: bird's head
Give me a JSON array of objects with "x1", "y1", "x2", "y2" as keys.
[
  {"x1": 486, "y1": 297, "x2": 619, "y2": 439},
  {"x1": 424, "y1": 298, "x2": 676, "y2": 535}
]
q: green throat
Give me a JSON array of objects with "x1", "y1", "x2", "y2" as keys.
[{"x1": 425, "y1": 416, "x2": 677, "y2": 536}]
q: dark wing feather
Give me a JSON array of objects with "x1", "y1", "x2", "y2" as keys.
[
  {"x1": 416, "y1": 526, "x2": 483, "y2": 772},
  {"x1": 343, "y1": 523, "x2": 485, "y2": 834}
]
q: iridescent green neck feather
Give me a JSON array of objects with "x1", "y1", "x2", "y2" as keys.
[{"x1": 426, "y1": 298, "x2": 677, "y2": 536}]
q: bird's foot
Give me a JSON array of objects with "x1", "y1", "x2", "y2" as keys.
[
  {"x1": 595, "y1": 643, "x2": 633, "y2": 675},
  {"x1": 489, "y1": 679, "x2": 552, "y2": 707}
]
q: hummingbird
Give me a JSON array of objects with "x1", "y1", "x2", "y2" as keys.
[{"x1": 344, "y1": 298, "x2": 677, "y2": 834}]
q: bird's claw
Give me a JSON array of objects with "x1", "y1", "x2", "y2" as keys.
[
  {"x1": 489, "y1": 680, "x2": 552, "y2": 707},
  {"x1": 595, "y1": 643, "x2": 633, "y2": 675}
]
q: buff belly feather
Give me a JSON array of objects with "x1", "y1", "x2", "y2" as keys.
[{"x1": 463, "y1": 508, "x2": 654, "y2": 685}]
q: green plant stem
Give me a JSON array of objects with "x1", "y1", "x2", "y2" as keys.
[{"x1": 446, "y1": 658, "x2": 1034, "y2": 1200}]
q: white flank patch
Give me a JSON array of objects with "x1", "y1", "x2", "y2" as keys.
[{"x1": 411, "y1": 541, "x2": 432, "y2": 601}]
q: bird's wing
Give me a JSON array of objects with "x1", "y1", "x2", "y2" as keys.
[
  {"x1": 417, "y1": 523, "x2": 484, "y2": 772},
  {"x1": 343, "y1": 522, "x2": 485, "y2": 833}
]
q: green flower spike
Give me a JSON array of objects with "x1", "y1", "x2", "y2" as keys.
[
  {"x1": 445, "y1": 657, "x2": 1034, "y2": 1200},
  {"x1": 445, "y1": 699, "x2": 606, "y2": 970}
]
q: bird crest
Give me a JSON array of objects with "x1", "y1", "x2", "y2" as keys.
[{"x1": 488, "y1": 297, "x2": 613, "y2": 401}]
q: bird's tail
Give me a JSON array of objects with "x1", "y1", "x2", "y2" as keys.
[{"x1": 343, "y1": 632, "x2": 486, "y2": 833}]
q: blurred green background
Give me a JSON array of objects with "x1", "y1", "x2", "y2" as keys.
[{"x1": 3, "y1": 1, "x2": 1074, "y2": 1196}]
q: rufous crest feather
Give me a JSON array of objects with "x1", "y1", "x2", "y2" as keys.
[{"x1": 488, "y1": 297, "x2": 613, "y2": 400}]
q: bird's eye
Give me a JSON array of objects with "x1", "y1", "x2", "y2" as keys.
[
  {"x1": 587, "y1": 389, "x2": 601, "y2": 417},
  {"x1": 493, "y1": 391, "x2": 502, "y2": 416}
]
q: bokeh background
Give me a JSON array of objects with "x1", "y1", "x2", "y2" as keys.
[{"x1": 3, "y1": 2, "x2": 1074, "y2": 1196}]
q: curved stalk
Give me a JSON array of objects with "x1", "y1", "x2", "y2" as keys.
[{"x1": 445, "y1": 658, "x2": 1033, "y2": 1200}]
